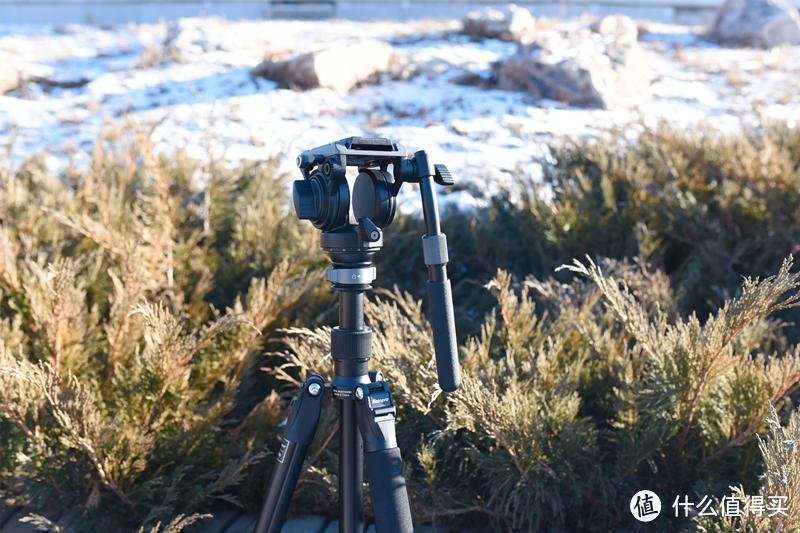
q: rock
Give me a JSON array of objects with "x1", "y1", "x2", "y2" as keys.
[
  {"x1": 712, "y1": 0, "x2": 800, "y2": 48},
  {"x1": 462, "y1": 4, "x2": 536, "y2": 43},
  {"x1": 591, "y1": 14, "x2": 639, "y2": 46},
  {"x1": 449, "y1": 70, "x2": 494, "y2": 88},
  {"x1": 29, "y1": 75, "x2": 89, "y2": 89},
  {"x1": 0, "y1": 67, "x2": 19, "y2": 94},
  {"x1": 496, "y1": 40, "x2": 652, "y2": 109},
  {"x1": 0, "y1": 60, "x2": 20, "y2": 94},
  {"x1": 253, "y1": 40, "x2": 393, "y2": 92}
]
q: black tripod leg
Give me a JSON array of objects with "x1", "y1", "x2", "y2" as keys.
[
  {"x1": 340, "y1": 397, "x2": 365, "y2": 533},
  {"x1": 254, "y1": 375, "x2": 326, "y2": 533},
  {"x1": 354, "y1": 380, "x2": 414, "y2": 533}
]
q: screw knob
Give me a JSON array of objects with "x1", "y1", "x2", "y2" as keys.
[{"x1": 357, "y1": 217, "x2": 381, "y2": 243}]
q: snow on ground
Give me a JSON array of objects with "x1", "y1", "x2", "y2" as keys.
[{"x1": 1, "y1": 17, "x2": 799, "y2": 208}]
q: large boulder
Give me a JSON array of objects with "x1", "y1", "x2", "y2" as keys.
[
  {"x1": 591, "y1": 14, "x2": 639, "y2": 47},
  {"x1": 462, "y1": 4, "x2": 536, "y2": 43},
  {"x1": 496, "y1": 39, "x2": 652, "y2": 109},
  {"x1": 712, "y1": 0, "x2": 800, "y2": 47},
  {"x1": 253, "y1": 40, "x2": 393, "y2": 92}
]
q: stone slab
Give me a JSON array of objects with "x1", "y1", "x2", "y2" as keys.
[
  {"x1": 224, "y1": 513, "x2": 257, "y2": 533},
  {"x1": 0, "y1": 506, "x2": 20, "y2": 529},
  {"x1": 281, "y1": 515, "x2": 328, "y2": 533},
  {"x1": 191, "y1": 509, "x2": 239, "y2": 533},
  {"x1": 1, "y1": 511, "x2": 37, "y2": 533}
]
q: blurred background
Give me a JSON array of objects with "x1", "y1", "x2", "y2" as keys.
[{"x1": 2, "y1": 0, "x2": 798, "y2": 206}]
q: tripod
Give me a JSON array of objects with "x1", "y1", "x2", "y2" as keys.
[{"x1": 254, "y1": 137, "x2": 460, "y2": 533}]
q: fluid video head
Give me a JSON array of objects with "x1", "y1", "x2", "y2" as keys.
[
  {"x1": 292, "y1": 136, "x2": 461, "y2": 392},
  {"x1": 294, "y1": 137, "x2": 453, "y2": 238}
]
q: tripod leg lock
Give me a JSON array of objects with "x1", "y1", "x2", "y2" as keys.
[
  {"x1": 354, "y1": 381, "x2": 398, "y2": 452},
  {"x1": 354, "y1": 381, "x2": 414, "y2": 533},
  {"x1": 284, "y1": 374, "x2": 326, "y2": 445}
]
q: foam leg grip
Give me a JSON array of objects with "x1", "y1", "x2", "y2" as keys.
[
  {"x1": 365, "y1": 447, "x2": 414, "y2": 533},
  {"x1": 427, "y1": 278, "x2": 461, "y2": 392}
]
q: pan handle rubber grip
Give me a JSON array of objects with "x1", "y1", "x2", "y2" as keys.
[{"x1": 427, "y1": 278, "x2": 460, "y2": 392}]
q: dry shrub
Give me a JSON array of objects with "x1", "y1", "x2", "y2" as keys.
[
  {"x1": 2, "y1": 121, "x2": 800, "y2": 532},
  {"x1": 269, "y1": 255, "x2": 800, "y2": 530},
  {"x1": 0, "y1": 126, "x2": 322, "y2": 531},
  {"x1": 380, "y1": 123, "x2": 800, "y2": 338}
]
